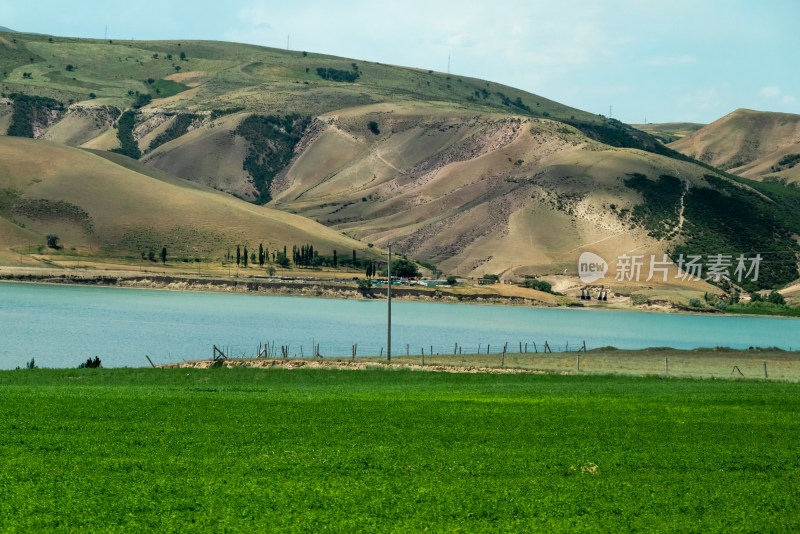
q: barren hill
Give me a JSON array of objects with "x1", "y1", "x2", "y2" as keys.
[
  {"x1": 669, "y1": 109, "x2": 800, "y2": 183},
  {"x1": 0, "y1": 136, "x2": 377, "y2": 266}
]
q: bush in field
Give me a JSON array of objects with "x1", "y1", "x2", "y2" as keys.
[
  {"x1": 524, "y1": 279, "x2": 552, "y2": 293},
  {"x1": 78, "y1": 356, "x2": 102, "y2": 369},
  {"x1": 357, "y1": 278, "x2": 372, "y2": 290}
]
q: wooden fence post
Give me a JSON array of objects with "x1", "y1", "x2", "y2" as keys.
[
  {"x1": 577, "y1": 354, "x2": 580, "y2": 372},
  {"x1": 665, "y1": 356, "x2": 668, "y2": 375},
  {"x1": 764, "y1": 360, "x2": 768, "y2": 379}
]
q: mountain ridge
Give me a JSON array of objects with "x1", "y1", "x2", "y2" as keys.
[{"x1": 1, "y1": 32, "x2": 799, "y2": 293}]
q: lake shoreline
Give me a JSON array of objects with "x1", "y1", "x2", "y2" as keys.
[
  {"x1": 1, "y1": 266, "x2": 792, "y2": 319},
  {"x1": 0, "y1": 267, "x2": 560, "y2": 309}
]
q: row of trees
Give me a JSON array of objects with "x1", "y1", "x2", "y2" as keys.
[
  {"x1": 223, "y1": 243, "x2": 427, "y2": 278},
  {"x1": 135, "y1": 241, "x2": 424, "y2": 279}
]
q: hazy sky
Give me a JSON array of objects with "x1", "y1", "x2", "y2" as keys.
[{"x1": 3, "y1": 1, "x2": 798, "y2": 124}]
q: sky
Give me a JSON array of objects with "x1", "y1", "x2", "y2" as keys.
[{"x1": 2, "y1": 0, "x2": 798, "y2": 124}]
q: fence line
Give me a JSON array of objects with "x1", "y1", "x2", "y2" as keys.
[{"x1": 187, "y1": 342, "x2": 800, "y2": 381}]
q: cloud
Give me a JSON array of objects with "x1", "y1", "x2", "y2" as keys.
[
  {"x1": 237, "y1": 5, "x2": 271, "y2": 29},
  {"x1": 642, "y1": 55, "x2": 697, "y2": 67},
  {"x1": 678, "y1": 88, "x2": 724, "y2": 111},
  {"x1": 760, "y1": 86, "x2": 796, "y2": 105}
]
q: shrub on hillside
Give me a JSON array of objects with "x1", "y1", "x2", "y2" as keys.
[{"x1": 316, "y1": 67, "x2": 359, "y2": 83}]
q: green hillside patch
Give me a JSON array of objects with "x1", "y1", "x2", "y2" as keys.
[
  {"x1": 146, "y1": 78, "x2": 188, "y2": 98},
  {"x1": 316, "y1": 66, "x2": 360, "y2": 83},
  {"x1": 623, "y1": 173, "x2": 800, "y2": 290},
  {"x1": 6, "y1": 93, "x2": 63, "y2": 137},
  {"x1": 111, "y1": 110, "x2": 141, "y2": 159},
  {"x1": 235, "y1": 114, "x2": 311, "y2": 204},
  {"x1": 624, "y1": 173, "x2": 682, "y2": 240},
  {"x1": 0, "y1": 369, "x2": 798, "y2": 531},
  {"x1": 42, "y1": 70, "x2": 105, "y2": 91},
  {"x1": 677, "y1": 176, "x2": 800, "y2": 291}
]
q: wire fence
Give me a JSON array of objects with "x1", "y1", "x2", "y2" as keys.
[
  {"x1": 183, "y1": 342, "x2": 800, "y2": 382},
  {"x1": 206, "y1": 340, "x2": 590, "y2": 361}
]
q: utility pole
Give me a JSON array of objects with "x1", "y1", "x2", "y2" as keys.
[{"x1": 386, "y1": 244, "x2": 392, "y2": 362}]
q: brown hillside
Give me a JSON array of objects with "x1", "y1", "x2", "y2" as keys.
[
  {"x1": 270, "y1": 104, "x2": 715, "y2": 283},
  {"x1": 669, "y1": 109, "x2": 800, "y2": 182},
  {"x1": 0, "y1": 136, "x2": 378, "y2": 262}
]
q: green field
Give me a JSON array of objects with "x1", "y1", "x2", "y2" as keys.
[{"x1": 1, "y1": 368, "x2": 798, "y2": 532}]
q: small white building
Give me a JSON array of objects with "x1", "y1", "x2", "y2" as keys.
[{"x1": 418, "y1": 279, "x2": 449, "y2": 287}]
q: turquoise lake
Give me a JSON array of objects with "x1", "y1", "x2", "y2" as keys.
[{"x1": 1, "y1": 282, "x2": 799, "y2": 369}]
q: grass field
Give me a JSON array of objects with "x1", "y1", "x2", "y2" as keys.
[{"x1": 1, "y1": 367, "x2": 798, "y2": 532}]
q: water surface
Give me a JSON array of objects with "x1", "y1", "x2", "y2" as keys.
[{"x1": 1, "y1": 282, "x2": 798, "y2": 368}]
